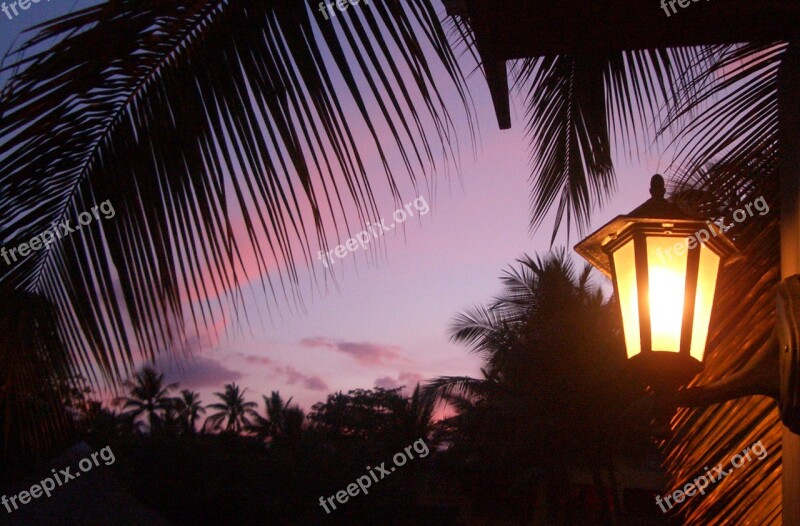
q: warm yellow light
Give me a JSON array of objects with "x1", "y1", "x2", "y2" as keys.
[
  {"x1": 647, "y1": 237, "x2": 688, "y2": 352},
  {"x1": 612, "y1": 239, "x2": 640, "y2": 358},
  {"x1": 689, "y1": 244, "x2": 721, "y2": 361},
  {"x1": 574, "y1": 174, "x2": 736, "y2": 382}
]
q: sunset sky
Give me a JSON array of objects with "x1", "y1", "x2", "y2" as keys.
[{"x1": 0, "y1": 0, "x2": 675, "y2": 413}]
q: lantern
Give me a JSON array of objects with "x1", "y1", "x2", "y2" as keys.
[{"x1": 575, "y1": 175, "x2": 737, "y2": 386}]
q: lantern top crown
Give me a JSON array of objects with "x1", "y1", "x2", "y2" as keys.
[
  {"x1": 574, "y1": 174, "x2": 738, "y2": 277},
  {"x1": 624, "y1": 174, "x2": 697, "y2": 222},
  {"x1": 650, "y1": 174, "x2": 666, "y2": 199}
]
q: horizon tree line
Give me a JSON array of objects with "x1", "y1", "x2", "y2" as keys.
[{"x1": 79, "y1": 365, "x2": 434, "y2": 445}]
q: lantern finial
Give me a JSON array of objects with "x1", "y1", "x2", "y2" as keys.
[{"x1": 650, "y1": 175, "x2": 666, "y2": 199}]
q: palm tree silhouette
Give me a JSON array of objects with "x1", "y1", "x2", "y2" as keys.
[
  {"x1": 205, "y1": 383, "x2": 257, "y2": 434},
  {"x1": 392, "y1": 384, "x2": 437, "y2": 446},
  {"x1": 427, "y1": 250, "x2": 645, "y2": 523},
  {"x1": 115, "y1": 367, "x2": 178, "y2": 433},
  {"x1": 249, "y1": 391, "x2": 304, "y2": 444},
  {"x1": 173, "y1": 390, "x2": 205, "y2": 435}
]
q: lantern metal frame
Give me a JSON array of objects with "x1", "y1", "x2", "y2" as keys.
[{"x1": 575, "y1": 175, "x2": 737, "y2": 387}]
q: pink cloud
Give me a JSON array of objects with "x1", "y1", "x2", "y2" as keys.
[
  {"x1": 157, "y1": 353, "x2": 244, "y2": 390},
  {"x1": 229, "y1": 352, "x2": 327, "y2": 391},
  {"x1": 300, "y1": 337, "x2": 402, "y2": 365},
  {"x1": 374, "y1": 372, "x2": 424, "y2": 390},
  {"x1": 274, "y1": 365, "x2": 329, "y2": 392},
  {"x1": 234, "y1": 352, "x2": 272, "y2": 366}
]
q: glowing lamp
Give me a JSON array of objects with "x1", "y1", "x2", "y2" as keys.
[{"x1": 575, "y1": 175, "x2": 737, "y2": 386}]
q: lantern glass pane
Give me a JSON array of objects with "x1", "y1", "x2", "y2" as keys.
[
  {"x1": 612, "y1": 239, "x2": 640, "y2": 358},
  {"x1": 646, "y1": 236, "x2": 688, "y2": 353},
  {"x1": 689, "y1": 244, "x2": 721, "y2": 361}
]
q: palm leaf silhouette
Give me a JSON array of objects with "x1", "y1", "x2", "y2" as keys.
[
  {"x1": 511, "y1": 48, "x2": 716, "y2": 242},
  {"x1": 0, "y1": 0, "x2": 473, "y2": 393}
]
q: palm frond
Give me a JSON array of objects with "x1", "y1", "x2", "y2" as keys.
[
  {"x1": 448, "y1": 305, "x2": 508, "y2": 357},
  {"x1": 515, "y1": 54, "x2": 613, "y2": 243},
  {"x1": 514, "y1": 48, "x2": 713, "y2": 242},
  {"x1": 665, "y1": 43, "x2": 784, "y2": 189},
  {"x1": 663, "y1": 133, "x2": 780, "y2": 525},
  {"x1": 424, "y1": 372, "x2": 498, "y2": 402},
  {"x1": 0, "y1": 0, "x2": 473, "y2": 393}
]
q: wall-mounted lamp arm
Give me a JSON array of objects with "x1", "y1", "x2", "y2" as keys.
[
  {"x1": 670, "y1": 275, "x2": 800, "y2": 434},
  {"x1": 675, "y1": 333, "x2": 779, "y2": 408}
]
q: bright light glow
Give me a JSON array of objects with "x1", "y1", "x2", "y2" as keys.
[
  {"x1": 609, "y1": 233, "x2": 722, "y2": 361},
  {"x1": 612, "y1": 240, "x2": 640, "y2": 358},
  {"x1": 689, "y1": 244, "x2": 720, "y2": 361},
  {"x1": 647, "y1": 237, "x2": 687, "y2": 352}
]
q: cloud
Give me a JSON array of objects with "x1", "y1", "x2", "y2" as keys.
[
  {"x1": 274, "y1": 365, "x2": 329, "y2": 391},
  {"x1": 300, "y1": 337, "x2": 402, "y2": 365},
  {"x1": 234, "y1": 352, "x2": 272, "y2": 366},
  {"x1": 374, "y1": 377, "x2": 399, "y2": 389},
  {"x1": 156, "y1": 353, "x2": 244, "y2": 390},
  {"x1": 227, "y1": 352, "x2": 327, "y2": 392},
  {"x1": 374, "y1": 372, "x2": 424, "y2": 390}
]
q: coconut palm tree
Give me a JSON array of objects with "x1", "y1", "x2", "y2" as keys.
[
  {"x1": 173, "y1": 390, "x2": 205, "y2": 435},
  {"x1": 248, "y1": 391, "x2": 304, "y2": 443},
  {"x1": 427, "y1": 250, "x2": 651, "y2": 523},
  {"x1": 115, "y1": 366, "x2": 179, "y2": 432},
  {"x1": 205, "y1": 383, "x2": 257, "y2": 434}
]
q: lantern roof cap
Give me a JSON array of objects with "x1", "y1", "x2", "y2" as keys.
[
  {"x1": 626, "y1": 175, "x2": 698, "y2": 221},
  {"x1": 574, "y1": 175, "x2": 739, "y2": 278}
]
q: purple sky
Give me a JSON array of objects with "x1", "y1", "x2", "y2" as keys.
[
  {"x1": 1, "y1": 0, "x2": 677, "y2": 414},
  {"x1": 150, "y1": 88, "x2": 670, "y2": 413}
]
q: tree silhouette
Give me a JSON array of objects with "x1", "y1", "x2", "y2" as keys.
[
  {"x1": 205, "y1": 383, "x2": 257, "y2": 434},
  {"x1": 82, "y1": 400, "x2": 143, "y2": 440},
  {"x1": 173, "y1": 390, "x2": 205, "y2": 436},
  {"x1": 309, "y1": 387, "x2": 411, "y2": 443},
  {"x1": 427, "y1": 250, "x2": 650, "y2": 523},
  {"x1": 115, "y1": 366, "x2": 178, "y2": 433},
  {"x1": 389, "y1": 384, "x2": 437, "y2": 447},
  {"x1": 248, "y1": 391, "x2": 304, "y2": 445},
  {"x1": 0, "y1": 289, "x2": 73, "y2": 457}
]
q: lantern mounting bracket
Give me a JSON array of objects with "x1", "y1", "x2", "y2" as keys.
[{"x1": 674, "y1": 275, "x2": 800, "y2": 434}]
